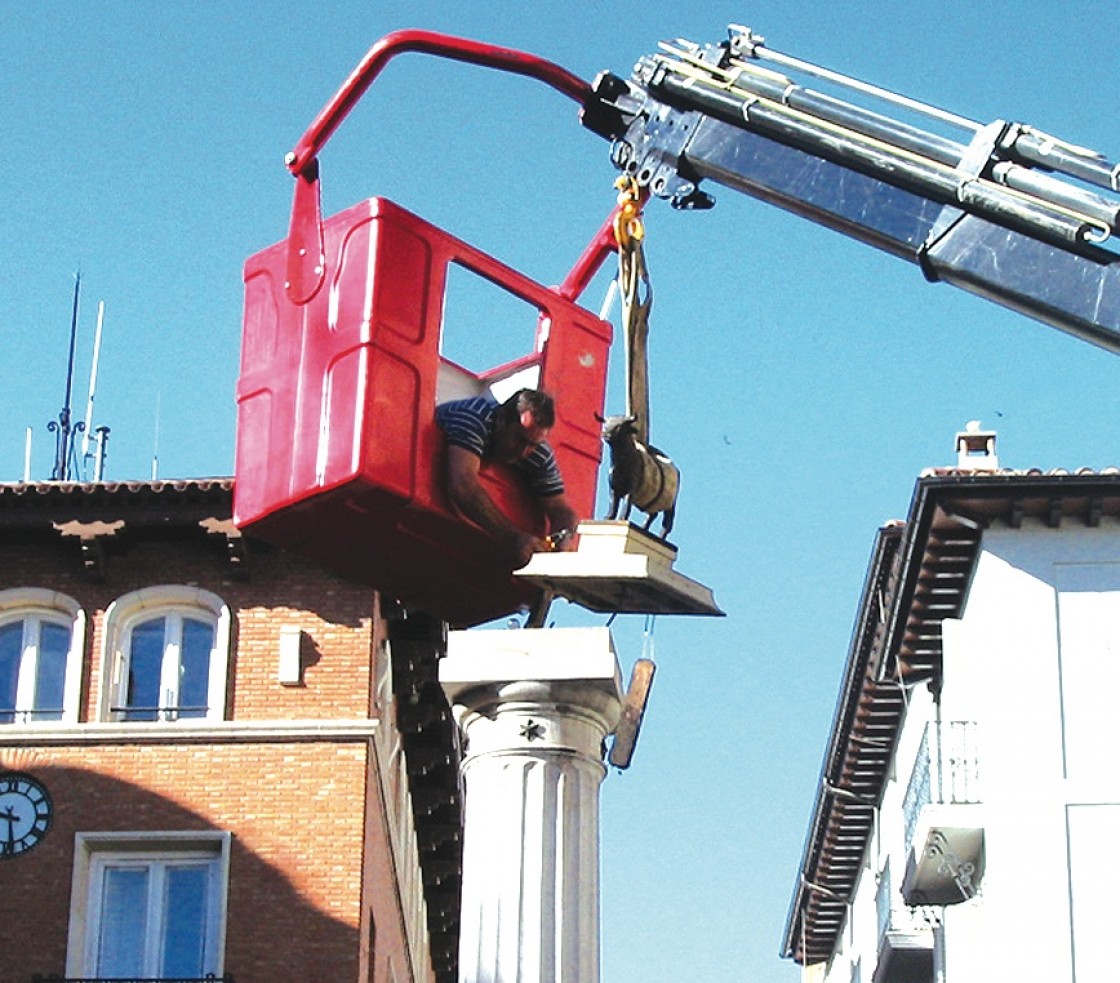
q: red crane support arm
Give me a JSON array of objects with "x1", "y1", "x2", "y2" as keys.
[{"x1": 286, "y1": 29, "x2": 593, "y2": 178}]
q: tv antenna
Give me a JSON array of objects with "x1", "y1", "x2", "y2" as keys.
[
  {"x1": 46, "y1": 273, "x2": 111, "y2": 481},
  {"x1": 80, "y1": 300, "x2": 110, "y2": 480}
]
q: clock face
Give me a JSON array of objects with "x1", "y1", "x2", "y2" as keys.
[{"x1": 0, "y1": 772, "x2": 53, "y2": 859}]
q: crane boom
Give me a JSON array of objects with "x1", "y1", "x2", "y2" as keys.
[{"x1": 581, "y1": 25, "x2": 1120, "y2": 353}]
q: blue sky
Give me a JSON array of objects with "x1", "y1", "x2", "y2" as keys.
[{"x1": 4, "y1": 3, "x2": 1119, "y2": 980}]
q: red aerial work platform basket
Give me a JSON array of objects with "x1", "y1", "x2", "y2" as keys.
[{"x1": 233, "y1": 32, "x2": 616, "y2": 625}]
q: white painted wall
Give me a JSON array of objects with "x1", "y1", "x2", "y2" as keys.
[{"x1": 946, "y1": 522, "x2": 1120, "y2": 982}]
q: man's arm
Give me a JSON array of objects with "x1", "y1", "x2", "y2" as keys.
[
  {"x1": 445, "y1": 446, "x2": 544, "y2": 566},
  {"x1": 540, "y1": 493, "x2": 580, "y2": 551}
]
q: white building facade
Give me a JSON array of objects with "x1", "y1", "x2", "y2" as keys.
[{"x1": 783, "y1": 435, "x2": 1120, "y2": 982}]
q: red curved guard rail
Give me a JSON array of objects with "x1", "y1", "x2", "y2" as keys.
[
  {"x1": 286, "y1": 29, "x2": 593, "y2": 177},
  {"x1": 556, "y1": 186, "x2": 649, "y2": 303},
  {"x1": 557, "y1": 212, "x2": 618, "y2": 303}
]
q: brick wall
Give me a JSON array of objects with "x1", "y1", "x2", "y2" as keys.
[
  {"x1": 1, "y1": 532, "x2": 377, "y2": 723},
  {"x1": 3, "y1": 745, "x2": 369, "y2": 983},
  {"x1": 0, "y1": 501, "x2": 426, "y2": 983}
]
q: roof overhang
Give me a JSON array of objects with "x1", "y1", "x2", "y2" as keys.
[{"x1": 0, "y1": 478, "x2": 235, "y2": 525}]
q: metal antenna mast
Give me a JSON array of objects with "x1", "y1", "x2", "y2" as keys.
[
  {"x1": 80, "y1": 300, "x2": 111, "y2": 481},
  {"x1": 48, "y1": 272, "x2": 85, "y2": 481}
]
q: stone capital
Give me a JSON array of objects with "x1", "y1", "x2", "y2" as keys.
[{"x1": 440, "y1": 627, "x2": 625, "y2": 746}]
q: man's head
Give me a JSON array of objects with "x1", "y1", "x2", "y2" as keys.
[{"x1": 493, "y1": 389, "x2": 556, "y2": 463}]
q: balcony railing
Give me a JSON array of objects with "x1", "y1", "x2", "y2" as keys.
[
  {"x1": 32, "y1": 976, "x2": 234, "y2": 983},
  {"x1": 877, "y1": 862, "x2": 938, "y2": 937},
  {"x1": 1, "y1": 706, "x2": 65, "y2": 724},
  {"x1": 902, "y1": 720, "x2": 980, "y2": 849},
  {"x1": 874, "y1": 862, "x2": 936, "y2": 982},
  {"x1": 900, "y1": 720, "x2": 984, "y2": 905},
  {"x1": 108, "y1": 704, "x2": 210, "y2": 722}
]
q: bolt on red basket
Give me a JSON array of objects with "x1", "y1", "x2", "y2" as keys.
[{"x1": 233, "y1": 31, "x2": 618, "y2": 626}]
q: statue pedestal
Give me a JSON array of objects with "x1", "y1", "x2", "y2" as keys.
[{"x1": 516, "y1": 520, "x2": 723, "y2": 616}]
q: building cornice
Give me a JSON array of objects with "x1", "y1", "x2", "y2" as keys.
[
  {"x1": 0, "y1": 718, "x2": 380, "y2": 747},
  {"x1": 0, "y1": 478, "x2": 234, "y2": 527}
]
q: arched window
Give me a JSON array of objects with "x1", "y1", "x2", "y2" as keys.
[
  {"x1": 0, "y1": 589, "x2": 84, "y2": 725},
  {"x1": 101, "y1": 587, "x2": 230, "y2": 723}
]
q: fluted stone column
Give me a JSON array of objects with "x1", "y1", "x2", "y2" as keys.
[{"x1": 441, "y1": 627, "x2": 624, "y2": 983}]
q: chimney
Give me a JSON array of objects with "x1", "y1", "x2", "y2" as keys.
[{"x1": 955, "y1": 420, "x2": 999, "y2": 471}]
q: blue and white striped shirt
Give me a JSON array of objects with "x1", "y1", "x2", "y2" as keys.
[{"x1": 435, "y1": 396, "x2": 564, "y2": 497}]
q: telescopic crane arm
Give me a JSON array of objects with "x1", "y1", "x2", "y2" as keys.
[{"x1": 580, "y1": 25, "x2": 1120, "y2": 354}]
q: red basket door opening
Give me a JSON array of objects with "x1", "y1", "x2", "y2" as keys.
[{"x1": 234, "y1": 197, "x2": 613, "y2": 626}]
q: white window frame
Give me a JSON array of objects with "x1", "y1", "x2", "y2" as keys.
[
  {"x1": 99, "y1": 586, "x2": 231, "y2": 723},
  {"x1": 66, "y1": 831, "x2": 231, "y2": 978},
  {"x1": 0, "y1": 588, "x2": 85, "y2": 725}
]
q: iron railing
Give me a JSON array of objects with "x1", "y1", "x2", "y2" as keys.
[
  {"x1": 32, "y1": 976, "x2": 234, "y2": 983},
  {"x1": 902, "y1": 720, "x2": 981, "y2": 849},
  {"x1": 876, "y1": 861, "x2": 935, "y2": 941},
  {"x1": 0, "y1": 707, "x2": 65, "y2": 724},
  {"x1": 108, "y1": 704, "x2": 210, "y2": 722}
]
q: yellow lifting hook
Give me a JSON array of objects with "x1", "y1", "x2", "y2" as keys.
[{"x1": 613, "y1": 175, "x2": 646, "y2": 249}]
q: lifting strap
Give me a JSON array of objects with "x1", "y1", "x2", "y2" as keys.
[{"x1": 614, "y1": 176, "x2": 653, "y2": 445}]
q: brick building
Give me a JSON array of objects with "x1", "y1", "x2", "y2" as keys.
[{"x1": 0, "y1": 478, "x2": 460, "y2": 983}]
